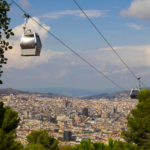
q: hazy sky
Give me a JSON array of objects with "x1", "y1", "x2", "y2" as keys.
[{"x1": 2, "y1": 0, "x2": 150, "y2": 91}]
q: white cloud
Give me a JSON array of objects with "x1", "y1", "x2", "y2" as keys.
[
  {"x1": 98, "y1": 45, "x2": 150, "y2": 70},
  {"x1": 55, "y1": 70, "x2": 69, "y2": 78},
  {"x1": 39, "y1": 10, "x2": 108, "y2": 19},
  {"x1": 99, "y1": 46, "x2": 122, "y2": 51},
  {"x1": 18, "y1": 0, "x2": 31, "y2": 9},
  {"x1": 126, "y1": 23, "x2": 143, "y2": 30},
  {"x1": 4, "y1": 17, "x2": 150, "y2": 81},
  {"x1": 12, "y1": 17, "x2": 50, "y2": 42},
  {"x1": 4, "y1": 17, "x2": 55, "y2": 69},
  {"x1": 97, "y1": 72, "x2": 108, "y2": 76},
  {"x1": 120, "y1": 0, "x2": 150, "y2": 20},
  {"x1": 71, "y1": 61, "x2": 75, "y2": 66},
  {"x1": 112, "y1": 68, "x2": 128, "y2": 75}
]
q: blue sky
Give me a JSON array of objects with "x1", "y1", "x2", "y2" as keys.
[{"x1": 2, "y1": 0, "x2": 150, "y2": 92}]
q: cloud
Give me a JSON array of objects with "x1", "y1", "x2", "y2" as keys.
[
  {"x1": 120, "y1": 0, "x2": 150, "y2": 20},
  {"x1": 4, "y1": 17, "x2": 53, "y2": 69},
  {"x1": 12, "y1": 17, "x2": 50, "y2": 42},
  {"x1": 126, "y1": 23, "x2": 143, "y2": 30},
  {"x1": 55, "y1": 70, "x2": 69, "y2": 78},
  {"x1": 111, "y1": 68, "x2": 128, "y2": 75},
  {"x1": 3, "y1": 39, "x2": 150, "y2": 89},
  {"x1": 39, "y1": 10, "x2": 108, "y2": 19},
  {"x1": 99, "y1": 46, "x2": 122, "y2": 51},
  {"x1": 3, "y1": 16, "x2": 150, "y2": 82},
  {"x1": 18, "y1": 0, "x2": 31, "y2": 9}
]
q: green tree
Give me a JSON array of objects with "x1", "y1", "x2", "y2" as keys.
[
  {"x1": 26, "y1": 129, "x2": 58, "y2": 150},
  {"x1": 0, "y1": 101, "x2": 20, "y2": 134},
  {"x1": 115, "y1": 140, "x2": 141, "y2": 150},
  {"x1": 24, "y1": 143, "x2": 49, "y2": 150},
  {"x1": 121, "y1": 89, "x2": 150, "y2": 149},
  {"x1": 80, "y1": 139, "x2": 95, "y2": 150},
  {"x1": 0, "y1": 125, "x2": 23, "y2": 150},
  {"x1": 59, "y1": 145, "x2": 73, "y2": 150},
  {"x1": 104, "y1": 138, "x2": 118, "y2": 150},
  {"x1": 0, "y1": 101, "x2": 22, "y2": 150},
  {"x1": 0, "y1": 0, "x2": 14, "y2": 84},
  {"x1": 70, "y1": 144, "x2": 80, "y2": 150},
  {"x1": 92, "y1": 142, "x2": 106, "y2": 150}
]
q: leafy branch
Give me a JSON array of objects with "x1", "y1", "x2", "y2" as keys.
[{"x1": 0, "y1": 0, "x2": 14, "y2": 84}]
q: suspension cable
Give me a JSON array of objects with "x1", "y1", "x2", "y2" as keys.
[
  {"x1": 11, "y1": 0, "x2": 130, "y2": 95},
  {"x1": 74, "y1": 0, "x2": 149, "y2": 89}
]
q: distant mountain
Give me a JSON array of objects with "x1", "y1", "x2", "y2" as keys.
[
  {"x1": 0, "y1": 88, "x2": 30, "y2": 95},
  {"x1": 0, "y1": 88, "x2": 69, "y2": 99},
  {"x1": 81, "y1": 93, "x2": 108, "y2": 99},
  {"x1": 82, "y1": 90, "x2": 130, "y2": 100},
  {"x1": 0, "y1": 87, "x2": 130, "y2": 99},
  {"x1": 21, "y1": 87, "x2": 119, "y2": 96}
]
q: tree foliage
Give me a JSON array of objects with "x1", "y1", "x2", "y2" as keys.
[
  {"x1": 0, "y1": 101, "x2": 23, "y2": 150},
  {"x1": 26, "y1": 129, "x2": 59, "y2": 150},
  {"x1": 0, "y1": 129, "x2": 23, "y2": 150},
  {"x1": 0, "y1": 101, "x2": 20, "y2": 134},
  {"x1": 121, "y1": 89, "x2": 150, "y2": 149},
  {"x1": 59, "y1": 145, "x2": 72, "y2": 150},
  {"x1": 24, "y1": 143, "x2": 49, "y2": 150},
  {"x1": 70, "y1": 138, "x2": 140, "y2": 150},
  {"x1": 0, "y1": 0, "x2": 14, "y2": 84}
]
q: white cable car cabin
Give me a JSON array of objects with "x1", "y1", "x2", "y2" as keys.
[
  {"x1": 20, "y1": 32, "x2": 42, "y2": 56},
  {"x1": 130, "y1": 77, "x2": 141, "y2": 102},
  {"x1": 20, "y1": 14, "x2": 42, "y2": 56}
]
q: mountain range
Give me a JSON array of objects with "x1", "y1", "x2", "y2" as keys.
[
  {"x1": 0, "y1": 87, "x2": 130, "y2": 100},
  {"x1": 20, "y1": 87, "x2": 120, "y2": 96}
]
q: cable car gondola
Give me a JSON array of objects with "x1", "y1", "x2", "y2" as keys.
[
  {"x1": 20, "y1": 14, "x2": 42, "y2": 56},
  {"x1": 130, "y1": 77, "x2": 141, "y2": 102}
]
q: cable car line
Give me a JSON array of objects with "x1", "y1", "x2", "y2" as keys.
[
  {"x1": 74, "y1": 0, "x2": 149, "y2": 90},
  {"x1": 12, "y1": 0, "x2": 130, "y2": 96}
]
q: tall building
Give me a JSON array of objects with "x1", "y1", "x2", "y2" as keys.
[
  {"x1": 105, "y1": 112, "x2": 110, "y2": 118},
  {"x1": 83, "y1": 108, "x2": 88, "y2": 117},
  {"x1": 112, "y1": 107, "x2": 116, "y2": 114},
  {"x1": 10, "y1": 94, "x2": 13, "y2": 101},
  {"x1": 63, "y1": 97, "x2": 68, "y2": 108},
  {"x1": 63, "y1": 131, "x2": 72, "y2": 141},
  {"x1": 40, "y1": 115, "x2": 43, "y2": 121},
  {"x1": 102, "y1": 112, "x2": 105, "y2": 118},
  {"x1": 25, "y1": 111, "x2": 29, "y2": 119},
  {"x1": 7, "y1": 96, "x2": 10, "y2": 105},
  {"x1": 29, "y1": 112, "x2": 33, "y2": 119}
]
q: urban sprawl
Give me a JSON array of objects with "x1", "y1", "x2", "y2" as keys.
[{"x1": 1, "y1": 93, "x2": 137, "y2": 146}]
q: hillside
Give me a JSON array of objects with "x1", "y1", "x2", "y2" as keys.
[
  {"x1": 0, "y1": 88, "x2": 30, "y2": 95},
  {"x1": 0, "y1": 88, "x2": 70, "y2": 99},
  {"x1": 82, "y1": 90, "x2": 130, "y2": 100}
]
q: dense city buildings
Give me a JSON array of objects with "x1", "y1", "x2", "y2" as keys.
[{"x1": 0, "y1": 92, "x2": 137, "y2": 146}]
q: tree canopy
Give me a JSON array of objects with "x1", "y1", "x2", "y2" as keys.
[
  {"x1": 121, "y1": 89, "x2": 150, "y2": 149},
  {"x1": 0, "y1": 101, "x2": 20, "y2": 134},
  {"x1": 0, "y1": 129, "x2": 23, "y2": 150},
  {"x1": 26, "y1": 129, "x2": 59, "y2": 150},
  {"x1": 24, "y1": 143, "x2": 49, "y2": 150},
  {"x1": 0, "y1": 101, "x2": 23, "y2": 150}
]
